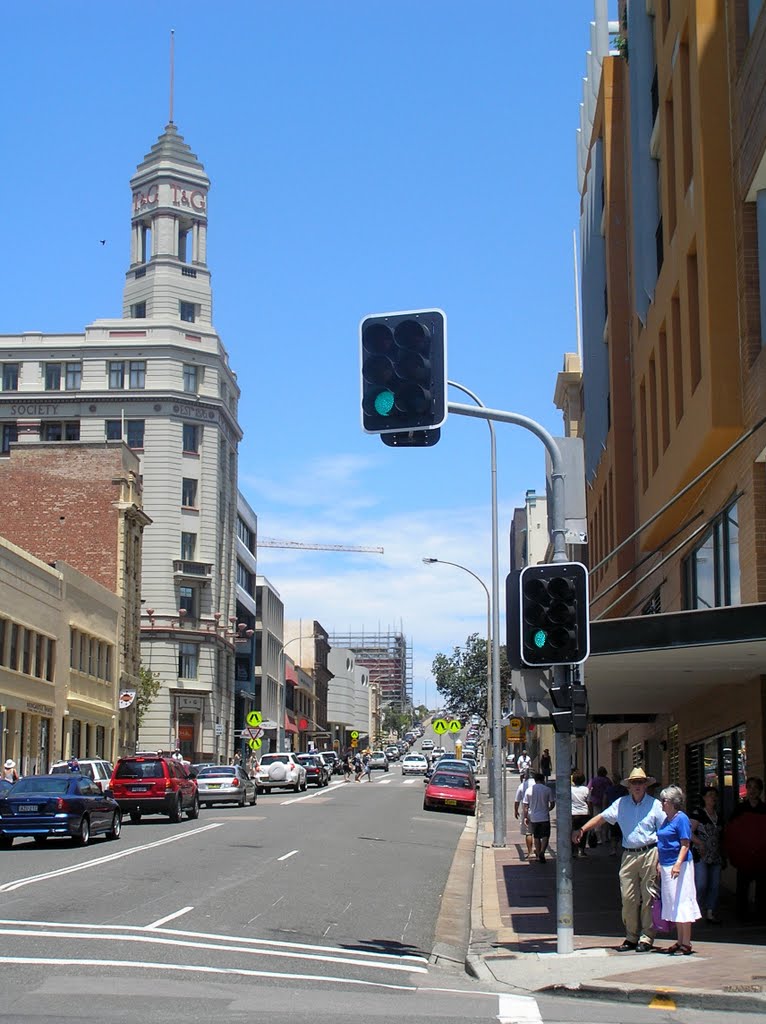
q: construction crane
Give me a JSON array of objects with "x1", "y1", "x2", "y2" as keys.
[{"x1": 258, "y1": 538, "x2": 384, "y2": 554}]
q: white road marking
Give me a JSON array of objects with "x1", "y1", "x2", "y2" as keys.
[
  {"x1": 0, "y1": 921, "x2": 430, "y2": 958},
  {"x1": 280, "y1": 788, "x2": 330, "y2": 805},
  {"x1": 277, "y1": 849, "x2": 298, "y2": 862},
  {"x1": 0, "y1": 957, "x2": 419, "y2": 991},
  {"x1": 402, "y1": 779, "x2": 418, "y2": 785},
  {"x1": 377, "y1": 778, "x2": 392, "y2": 784},
  {"x1": 146, "y1": 906, "x2": 194, "y2": 930},
  {"x1": 497, "y1": 992, "x2": 543, "y2": 1023},
  {"x1": 0, "y1": 823, "x2": 223, "y2": 893},
  {"x1": 0, "y1": 928, "x2": 427, "y2": 973}
]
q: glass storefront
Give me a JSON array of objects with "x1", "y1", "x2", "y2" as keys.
[{"x1": 686, "y1": 725, "x2": 747, "y2": 821}]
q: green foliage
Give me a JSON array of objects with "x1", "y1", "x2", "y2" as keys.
[
  {"x1": 431, "y1": 633, "x2": 513, "y2": 726},
  {"x1": 136, "y1": 666, "x2": 161, "y2": 727},
  {"x1": 382, "y1": 706, "x2": 410, "y2": 737}
]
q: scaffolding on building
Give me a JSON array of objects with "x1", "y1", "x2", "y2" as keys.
[{"x1": 329, "y1": 628, "x2": 413, "y2": 711}]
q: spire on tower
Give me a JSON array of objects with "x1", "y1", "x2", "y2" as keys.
[{"x1": 169, "y1": 29, "x2": 175, "y2": 125}]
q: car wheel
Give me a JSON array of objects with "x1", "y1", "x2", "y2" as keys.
[
  {"x1": 250, "y1": 789, "x2": 257, "y2": 806},
  {"x1": 0, "y1": 836, "x2": 13, "y2": 849},
  {"x1": 76, "y1": 816, "x2": 91, "y2": 846},
  {"x1": 255, "y1": 786, "x2": 263, "y2": 795},
  {"x1": 33, "y1": 835, "x2": 48, "y2": 846},
  {"x1": 301, "y1": 777, "x2": 308, "y2": 791},
  {"x1": 293, "y1": 777, "x2": 301, "y2": 793},
  {"x1": 186, "y1": 794, "x2": 200, "y2": 820},
  {"x1": 169, "y1": 796, "x2": 183, "y2": 823},
  {"x1": 107, "y1": 812, "x2": 122, "y2": 841},
  {"x1": 129, "y1": 809, "x2": 141, "y2": 823},
  {"x1": 238, "y1": 791, "x2": 246, "y2": 807}
]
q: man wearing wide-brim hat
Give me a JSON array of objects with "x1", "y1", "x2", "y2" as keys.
[{"x1": 573, "y1": 767, "x2": 665, "y2": 952}]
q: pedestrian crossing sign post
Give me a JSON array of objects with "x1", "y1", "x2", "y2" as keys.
[{"x1": 506, "y1": 717, "x2": 524, "y2": 742}]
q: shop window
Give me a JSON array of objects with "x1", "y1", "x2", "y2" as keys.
[{"x1": 686, "y1": 726, "x2": 746, "y2": 821}]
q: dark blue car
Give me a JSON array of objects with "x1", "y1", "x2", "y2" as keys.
[{"x1": 0, "y1": 774, "x2": 121, "y2": 848}]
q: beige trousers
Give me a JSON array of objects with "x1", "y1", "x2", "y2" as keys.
[{"x1": 619, "y1": 846, "x2": 658, "y2": 944}]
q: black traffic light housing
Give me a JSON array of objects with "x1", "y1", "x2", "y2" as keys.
[
  {"x1": 518, "y1": 562, "x2": 589, "y2": 667},
  {"x1": 360, "y1": 309, "x2": 447, "y2": 435}
]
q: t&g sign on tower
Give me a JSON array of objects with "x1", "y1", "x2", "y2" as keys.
[{"x1": 359, "y1": 309, "x2": 447, "y2": 435}]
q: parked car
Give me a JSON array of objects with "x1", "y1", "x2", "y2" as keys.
[
  {"x1": 255, "y1": 753, "x2": 307, "y2": 793},
  {"x1": 50, "y1": 758, "x2": 114, "y2": 793},
  {"x1": 196, "y1": 765, "x2": 257, "y2": 807},
  {"x1": 110, "y1": 754, "x2": 199, "y2": 823},
  {"x1": 401, "y1": 753, "x2": 429, "y2": 776},
  {"x1": 319, "y1": 750, "x2": 341, "y2": 774},
  {"x1": 0, "y1": 774, "x2": 122, "y2": 847},
  {"x1": 369, "y1": 751, "x2": 389, "y2": 772},
  {"x1": 296, "y1": 753, "x2": 331, "y2": 787},
  {"x1": 423, "y1": 769, "x2": 477, "y2": 816}
]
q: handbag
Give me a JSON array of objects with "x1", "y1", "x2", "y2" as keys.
[{"x1": 651, "y1": 895, "x2": 672, "y2": 934}]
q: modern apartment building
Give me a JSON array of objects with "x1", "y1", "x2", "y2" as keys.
[
  {"x1": 0, "y1": 119, "x2": 243, "y2": 762},
  {"x1": 574, "y1": 1, "x2": 766, "y2": 805},
  {"x1": 255, "y1": 575, "x2": 285, "y2": 752}
]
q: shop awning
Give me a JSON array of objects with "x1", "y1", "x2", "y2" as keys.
[{"x1": 284, "y1": 714, "x2": 299, "y2": 734}]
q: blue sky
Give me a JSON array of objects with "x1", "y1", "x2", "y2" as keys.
[{"x1": 2, "y1": 1, "x2": 612, "y2": 707}]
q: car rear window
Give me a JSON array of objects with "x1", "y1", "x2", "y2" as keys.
[
  {"x1": 260, "y1": 755, "x2": 289, "y2": 766},
  {"x1": 11, "y1": 777, "x2": 70, "y2": 795},
  {"x1": 432, "y1": 773, "x2": 474, "y2": 789},
  {"x1": 115, "y1": 760, "x2": 165, "y2": 779},
  {"x1": 198, "y1": 766, "x2": 236, "y2": 777}
]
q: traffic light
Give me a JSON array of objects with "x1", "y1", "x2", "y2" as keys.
[
  {"x1": 360, "y1": 309, "x2": 447, "y2": 435},
  {"x1": 518, "y1": 562, "x2": 589, "y2": 667},
  {"x1": 550, "y1": 678, "x2": 589, "y2": 735}
]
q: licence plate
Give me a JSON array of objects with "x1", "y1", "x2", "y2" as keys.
[
  {"x1": 444, "y1": 799, "x2": 457, "y2": 806},
  {"x1": 130, "y1": 786, "x2": 149, "y2": 793},
  {"x1": 18, "y1": 804, "x2": 39, "y2": 813},
  {"x1": 207, "y1": 784, "x2": 221, "y2": 789}
]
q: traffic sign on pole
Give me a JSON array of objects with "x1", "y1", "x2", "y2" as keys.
[
  {"x1": 248, "y1": 738, "x2": 262, "y2": 750},
  {"x1": 247, "y1": 710, "x2": 263, "y2": 728},
  {"x1": 448, "y1": 718, "x2": 462, "y2": 733},
  {"x1": 433, "y1": 719, "x2": 448, "y2": 734}
]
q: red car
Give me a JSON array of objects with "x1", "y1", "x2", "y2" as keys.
[
  {"x1": 110, "y1": 754, "x2": 199, "y2": 823},
  {"x1": 423, "y1": 769, "x2": 477, "y2": 816}
]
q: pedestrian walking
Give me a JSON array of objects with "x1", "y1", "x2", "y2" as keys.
[
  {"x1": 587, "y1": 766, "x2": 613, "y2": 846},
  {"x1": 690, "y1": 786, "x2": 724, "y2": 924},
  {"x1": 2, "y1": 759, "x2": 19, "y2": 782},
  {"x1": 573, "y1": 766, "x2": 664, "y2": 952},
  {"x1": 363, "y1": 753, "x2": 373, "y2": 782},
  {"x1": 523, "y1": 772, "x2": 555, "y2": 863},
  {"x1": 571, "y1": 771, "x2": 591, "y2": 858},
  {"x1": 726, "y1": 776, "x2": 766, "y2": 922},
  {"x1": 342, "y1": 753, "x2": 352, "y2": 782},
  {"x1": 353, "y1": 752, "x2": 363, "y2": 782},
  {"x1": 514, "y1": 773, "x2": 535, "y2": 860},
  {"x1": 540, "y1": 748, "x2": 552, "y2": 783},
  {"x1": 657, "y1": 785, "x2": 700, "y2": 955},
  {"x1": 517, "y1": 749, "x2": 532, "y2": 778}
]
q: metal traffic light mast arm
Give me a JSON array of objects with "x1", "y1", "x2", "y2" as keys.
[{"x1": 447, "y1": 399, "x2": 575, "y2": 956}]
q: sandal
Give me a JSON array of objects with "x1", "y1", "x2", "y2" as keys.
[
  {"x1": 664, "y1": 943, "x2": 681, "y2": 954},
  {"x1": 679, "y1": 944, "x2": 694, "y2": 955}
]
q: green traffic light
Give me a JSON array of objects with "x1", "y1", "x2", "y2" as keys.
[
  {"x1": 533, "y1": 629, "x2": 547, "y2": 649},
  {"x1": 374, "y1": 389, "x2": 395, "y2": 416}
]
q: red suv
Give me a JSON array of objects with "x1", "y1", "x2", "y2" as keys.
[{"x1": 110, "y1": 755, "x2": 199, "y2": 823}]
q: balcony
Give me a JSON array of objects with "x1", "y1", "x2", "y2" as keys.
[{"x1": 173, "y1": 559, "x2": 213, "y2": 584}]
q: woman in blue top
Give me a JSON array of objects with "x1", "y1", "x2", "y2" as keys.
[{"x1": 657, "y1": 785, "x2": 701, "y2": 955}]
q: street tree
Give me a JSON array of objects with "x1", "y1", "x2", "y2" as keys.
[
  {"x1": 431, "y1": 633, "x2": 512, "y2": 726},
  {"x1": 136, "y1": 666, "x2": 161, "y2": 728}
]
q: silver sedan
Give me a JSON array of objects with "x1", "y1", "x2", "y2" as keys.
[{"x1": 195, "y1": 765, "x2": 257, "y2": 807}]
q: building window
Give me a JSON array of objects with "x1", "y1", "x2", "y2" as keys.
[
  {"x1": 179, "y1": 226, "x2": 192, "y2": 263},
  {"x1": 126, "y1": 420, "x2": 144, "y2": 449},
  {"x1": 2, "y1": 423, "x2": 18, "y2": 453},
  {"x1": 43, "y1": 421, "x2": 80, "y2": 442},
  {"x1": 178, "y1": 642, "x2": 199, "y2": 679},
  {"x1": 237, "y1": 517, "x2": 255, "y2": 553},
  {"x1": 182, "y1": 423, "x2": 200, "y2": 453},
  {"x1": 183, "y1": 364, "x2": 199, "y2": 393},
  {"x1": 65, "y1": 363, "x2": 82, "y2": 390},
  {"x1": 179, "y1": 585, "x2": 196, "y2": 617},
  {"x1": 182, "y1": 477, "x2": 198, "y2": 507},
  {"x1": 181, "y1": 532, "x2": 197, "y2": 560},
  {"x1": 2, "y1": 364, "x2": 19, "y2": 391},
  {"x1": 180, "y1": 301, "x2": 196, "y2": 323},
  {"x1": 105, "y1": 420, "x2": 122, "y2": 441},
  {"x1": 45, "y1": 364, "x2": 62, "y2": 391},
  {"x1": 683, "y1": 499, "x2": 741, "y2": 609},
  {"x1": 108, "y1": 361, "x2": 125, "y2": 389},
  {"x1": 129, "y1": 361, "x2": 146, "y2": 389},
  {"x1": 131, "y1": 301, "x2": 146, "y2": 318},
  {"x1": 237, "y1": 560, "x2": 255, "y2": 596}
]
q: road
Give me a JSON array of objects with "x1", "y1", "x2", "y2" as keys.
[{"x1": 0, "y1": 760, "x2": 752, "y2": 1024}]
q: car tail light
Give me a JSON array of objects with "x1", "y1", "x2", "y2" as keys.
[
  {"x1": 231, "y1": 778, "x2": 240, "y2": 787},
  {"x1": 55, "y1": 798, "x2": 70, "y2": 811},
  {"x1": 165, "y1": 779, "x2": 173, "y2": 790}
]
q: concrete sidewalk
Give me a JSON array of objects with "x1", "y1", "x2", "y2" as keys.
[{"x1": 466, "y1": 780, "x2": 766, "y2": 1012}]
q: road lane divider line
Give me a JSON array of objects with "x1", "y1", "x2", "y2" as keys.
[
  {"x1": 146, "y1": 906, "x2": 194, "y2": 930},
  {"x1": 0, "y1": 918, "x2": 428, "y2": 963},
  {"x1": 277, "y1": 849, "x2": 298, "y2": 861},
  {"x1": 0, "y1": 823, "x2": 223, "y2": 893},
  {"x1": 0, "y1": 928, "x2": 428, "y2": 973},
  {"x1": 0, "y1": 957, "x2": 420, "y2": 991}
]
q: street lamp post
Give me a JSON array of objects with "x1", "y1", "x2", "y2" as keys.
[{"x1": 422, "y1": 556, "x2": 492, "y2": 758}]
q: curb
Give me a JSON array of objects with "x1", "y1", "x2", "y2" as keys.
[{"x1": 543, "y1": 981, "x2": 766, "y2": 1014}]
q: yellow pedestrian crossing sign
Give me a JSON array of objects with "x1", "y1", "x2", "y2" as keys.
[
  {"x1": 433, "y1": 718, "x2": 448, "y2": 734},
  {"x1": 247, "y1": 711, "x2": 263, "y2": 727},
  {"x1": 448, "y1": 718, "x2": 462, "y2": 733},
  {"x1": 248, "y1": 737, "x2": 262, "y2": 750},
  {"x1": 350, "y1": 730, "x2": 359, "y2": 740}
]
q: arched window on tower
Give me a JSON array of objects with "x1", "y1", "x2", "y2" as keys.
[
  {"x1": 141, "y1": 224, "x2": 152, "y2": 263},
  {"x1": 179, "y1": 224, "x2": 192, "y2": 263}
]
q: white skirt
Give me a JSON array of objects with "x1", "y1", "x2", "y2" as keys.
[{"x1": 659, "y1": 860, "x2": 701, "y2": 923}]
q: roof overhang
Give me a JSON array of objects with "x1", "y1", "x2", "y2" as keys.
[
  {"x1": 513, "y1": 603, "x2": 766, "y2": 722},
  {"x1": 586, "y1": 603, "x2": 766, "y2": 717}
]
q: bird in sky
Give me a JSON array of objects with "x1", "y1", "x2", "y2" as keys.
[{"x1": 99, "y1": 239, "x2": 106, "y2": 245}]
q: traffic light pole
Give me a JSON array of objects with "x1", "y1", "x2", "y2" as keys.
[{"x1": 448, "y1": 401, "x2": 575, "y2": 954}]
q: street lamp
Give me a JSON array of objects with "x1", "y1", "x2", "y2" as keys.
[{"x1": 422, "y1": 557, "x2": 492, "y2": 746}]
